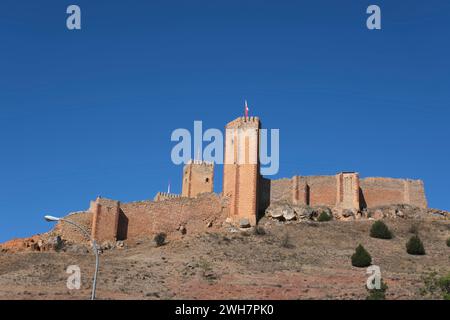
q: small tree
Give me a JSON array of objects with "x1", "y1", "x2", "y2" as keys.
[
  {"x1": 406, "y1": 235, "x2": 425, "y2": 255},
  {"x1": 370, "y1": 221, "x2": 393, "y2": 239},
  {"x1": 446, "y1": 237, "x2": 450, "y2": 247},
  {"x1": 351, "y1": 244, "x2": 372, "y2": 268},
  {"x1": 317, "y1": 211, "x2": 332, "y2": 222},
  {"x1": 153, "y1": 232, "x2": 166, "y2": 247}
]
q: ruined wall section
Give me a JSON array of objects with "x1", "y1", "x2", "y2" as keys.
[
  {"x1": 119, "y1": 193, "x2": 226, "y2": 240},
  {"x1": 360, "y1": 177, "x2": 427, "y2": 208},
  {"x1": 405, "y1": 179, "x2": 428, "y2": 208},
  {"x1": 53, "y1": 211, "x2": 93, "y2": 244},
  {"x1": 266, "y1": 174, "x2": 426, "y2": 210},
  {"x1": 305, "y1": 176, "x2": 337, "y2": 207},
  {"x1": 269, "y1": 178, "x2": 292, "y2": 203},
  {"x1": 291, "y1": 176, "x2": 308, "y2": 206},
  {"x1": 269, "y1": 175, "x2": 337, "y2": 207}
]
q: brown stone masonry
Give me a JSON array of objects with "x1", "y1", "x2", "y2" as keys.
[
  {"x1": 182, "y1": 161, "x2": 214, "y2": 198},
  {"x1": 89, "y1": 194, "x2": 226, "y2": 242}
]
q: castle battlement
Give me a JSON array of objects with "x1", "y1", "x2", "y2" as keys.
[
  {"x1": 187, "y1": 159, "x2": 214, "y2": 166},
  {"x1": 153, "y1": 192, "x2": 182, "y2": 202},
  {"x1": 226, "y1": 116, "x2": 261, "y2": 129}
]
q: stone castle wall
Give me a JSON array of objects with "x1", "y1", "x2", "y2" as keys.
[
  {"x1": 269, "y1": 176, "x2": 338, "y2": 207},
  {"x1": 90, "y1": 193, "x2": 226, "y2": 242},
  {"x1": 60, "y1": 115, "x2": 429, "y2": 240},
  {"x1": 360, "y1": 177, "x2": 427, "y2": 208},
  {"x1": 262, "y1": 175, "x2": 427, "y2": 211}
]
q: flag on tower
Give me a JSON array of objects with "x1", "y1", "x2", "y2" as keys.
[{"x1": 245, "y1": 100, "x2": 249, "y2": 118}]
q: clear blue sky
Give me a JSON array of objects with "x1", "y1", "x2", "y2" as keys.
[{"x1": 1, "y1": 1, "x2": 449, "y2": 242}]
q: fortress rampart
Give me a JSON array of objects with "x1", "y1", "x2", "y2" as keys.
[
  {"x1": 89, "y1": 193, "x2": 226, "y2": 243},
  {"x1": 52, "y1": 114, "x2": 429, "y2": 243},
  {"x1": 263, "y1": 175, "x2": 427, "y2": 212}
]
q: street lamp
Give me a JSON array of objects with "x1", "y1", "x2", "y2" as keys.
[{"x1": 44, "y1": 215, "x2": 99, "y2": 300}]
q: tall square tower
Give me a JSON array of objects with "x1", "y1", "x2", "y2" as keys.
[
  {"x1": 182, "y1": 160, "x2": 214, "y2": 198},
  {"x1": 223, "y1": 116, "x2": 261, "y2": 225}
]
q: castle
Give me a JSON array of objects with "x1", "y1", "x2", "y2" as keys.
[{"x1": 86, "y1": 115, "x2": 427, "y2": 243}]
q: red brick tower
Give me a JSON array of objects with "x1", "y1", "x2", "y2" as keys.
[{"x1": 223, "y1": 116, "x2": 261, "y2": 226}]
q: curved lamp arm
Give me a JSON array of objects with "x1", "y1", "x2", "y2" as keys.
[{"x1": 45, "y1": 215, "x2": 99, "y2": 300}]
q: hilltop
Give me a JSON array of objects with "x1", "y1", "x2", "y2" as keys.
[{"x1": 0, "y1": 205, "x2": 449, "y2": 300}]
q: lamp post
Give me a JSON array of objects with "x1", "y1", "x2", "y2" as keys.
[{"x1": 44, "y1": 215, "x2": 99, "y2": 300}]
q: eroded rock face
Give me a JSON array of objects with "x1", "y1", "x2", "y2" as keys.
[
  {"x1": 366, "y1": 204, "x2": 433, "y2": 220},
  {"x1": 0, "y1": 233, "x2": 79, "y2": 253},
  {"x1": 265, "y1": 201, "x2": 334, "y2": 222},
  {"x1": 283, "y1": 210, "x2": 296, "y2": 221},
  {"x1": 294, "y1": 206, "x2": 314, "y2": 220},
  {"x1": 264, "y1": 202, "x2": 450, "y2": 224},
  {"x1": 47, "y1": 236, "x2": 64, "y2": 251}
]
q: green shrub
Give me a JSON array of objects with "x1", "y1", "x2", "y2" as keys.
[
  {"x1": 370, "y1": 221, "x2": 393, "y2": 239},
  {"x1": 446, "y1": 237, "x2": 450, "y2": 247},
  {"x1": 317, "y1": 211, "x2": 332, "y2": 222},
  {"x1": 351, "y1": 244, "x2": 372, "y2": 268},
  {"x1": 153, "y1": 232, "x2": 166, "y2": 247},
  {"x1": 406, "y1": 235, "x2": 425, "y2": 255},
  {"x1": 366, "y1": 280, "x2": 388, "y2": 300}
]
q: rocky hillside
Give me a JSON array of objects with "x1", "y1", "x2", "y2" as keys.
[{"x1": 0, "y1": 205, "x2": 449, "y2": 300}]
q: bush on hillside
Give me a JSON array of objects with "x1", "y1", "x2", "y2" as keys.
[
  {"x1": 406, "y1": 235, "x2": 425, "y2": 255},
  {"x1": 370, "y1": 221, "x2": 393, "y2": 239},
  {"x1": 153, "y1": 232, "x2": 166, "y2": 247},
  {"x1": 317, "y1": 211, "x2": 332, "y2": 222},
  {"x1": 351, "y1": 244, "x2": 372, "y2": 268}
]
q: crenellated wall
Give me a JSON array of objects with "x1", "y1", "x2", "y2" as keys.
[{"x1": 153, "y1": 192, "x2": 182, "y2": 202}]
